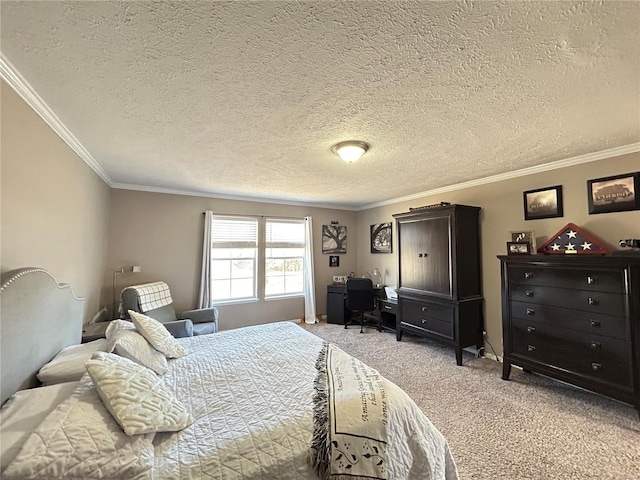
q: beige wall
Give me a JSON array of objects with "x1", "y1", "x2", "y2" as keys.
[
  {"x1": 357, "y1": 152, "x2": 640, "y2": 356},
  {"x1": 107, "y1": 190, "x2": 358, "y2": 329},
  {"x1": 1, "y1": 80, "x2": 111, "y2": 321},
  {"x1": 3, "y1": 74, "x2": 639, "y2": 347},
  {"x1": 109, "y1": 154, "x2": 639, "y2": 340}
]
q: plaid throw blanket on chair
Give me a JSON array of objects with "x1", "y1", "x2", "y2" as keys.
[{"x1": 129, "y1": 281, "x2": 173, "y2": 312}]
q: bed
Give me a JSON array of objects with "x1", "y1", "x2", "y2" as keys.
[{"x1": 1, "y1": 267, "x2": 458, "y2": 479}]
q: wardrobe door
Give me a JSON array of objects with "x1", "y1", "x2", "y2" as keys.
[{"x1": 399, "y1": 214, "x2": 451, "y2": 297}]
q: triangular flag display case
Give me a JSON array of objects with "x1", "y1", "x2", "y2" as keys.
[{"x1": 537, "y1": 223, "x2": 611, "y2": 255}]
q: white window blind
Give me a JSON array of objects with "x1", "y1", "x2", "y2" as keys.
[{"x1": 212, "y1": 217, "x2": 258, "y2": 246}]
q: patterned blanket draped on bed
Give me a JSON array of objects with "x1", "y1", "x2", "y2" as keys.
[{"x1": 311, "y1": 342, "x2": 388, "y2": 480}]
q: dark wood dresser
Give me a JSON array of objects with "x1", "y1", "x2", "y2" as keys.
[
  {"x1": 498, "y1": 254, "x2": 640, "y2": 413},
  {"x1": 394, "y1": 205, "x2": 484, "y2": 365}
]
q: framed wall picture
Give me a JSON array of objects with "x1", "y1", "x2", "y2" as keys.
[
  {"x1": 523, "y1": 185, "x2": 563, "y2": 220},
  {"x1": 322, "y1": 225, "x2": 347, "y2": 254},
  {"x1": 510, "y1": 230, "x2": 536, "y2": 252},
  {"x1": 507, "y1": 241, "x2": 531, "y2": 255},
  {"x1": 587, "y1": 172, "x2": 640, "y2": 214},
  {"x1": 370, "y1": 222, "x2": 392, "y2": 254},
  {"x1": 329, "y1": 255, "x2": 340, "y2": 267}
]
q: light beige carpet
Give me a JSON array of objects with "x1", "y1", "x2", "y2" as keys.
[{"x1": 301, "y1": 320, "x2": 640, "y2": 480}]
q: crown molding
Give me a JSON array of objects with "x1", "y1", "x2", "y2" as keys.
[
  {"x1": 357, "y1": 143, "x2": 640, "y2": 211},
  {"x1": 111, "y1": 182, "x2": 359, "y2": 211},
  {"x1": 0, "y1": 53, "x2": 114, "y2": 186}
]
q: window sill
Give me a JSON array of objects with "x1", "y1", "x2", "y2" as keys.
[
  {"x1": 264, "y1": 293, "x2": 304, "y2": 302},
  {"x1": 212, "y1": 298, "x2": 259, "y2": 306}
]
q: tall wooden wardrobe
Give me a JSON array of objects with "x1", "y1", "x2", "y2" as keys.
[{"x1": 393, "y1": 204, "x2": 483, "y2": 365}]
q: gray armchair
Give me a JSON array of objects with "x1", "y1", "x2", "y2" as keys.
[{"x1": 121, "y1": 281, "x2": 218, "y2": 338}]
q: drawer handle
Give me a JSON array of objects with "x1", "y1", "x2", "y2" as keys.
[
  {"x1": 527, "y1": 345, "x2": 536, "y2": 352},
  {"x1": 587, "y1": 276, "x2": 598, "y2": 285},
  {"x1": 418, "y1": 253, "x2": 428, "y2": 258},
  {"x1": 591, "y1": 362, "x2": 602, "y2": 372},
  {"x1": 421, "y1": 306, "x2": 427, "y2": 312},
  {"x1": 524, "y1": 272, "x2": 534, "y2": 279},
  {"x1": 384, "y1": 305, "x2": 392, "y2": 310},
  {"x1": 527, "y1": 326, "x2": 536, "y2": 334},
  {"x1": 525, "y1": 290, "x2": 534, "y2": 297},
  {"x1": 526, "y1": 308, "x2": 535, "y2": 316},
  {"x1": 588, "y1": 297, "x2": 600, "y2": 306},
  {"x1": 421, "y1": 319, "x2": 427, "y2": 324},
  {"x1": 590, "y1": 319, "x2": 601, "y2": 328},
  {"x1": 590, "y1": 341, "x2": 601, "y2": 350}
]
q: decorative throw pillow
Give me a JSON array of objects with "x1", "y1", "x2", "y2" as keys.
[
  {"x1": 128, "y1": 310, "x2": 187, "y2": 359},
  {"x1": 37, "y1": 339, "x2": 109, "y2": 385},
  {"x1": 110, "y1": 329, "x2": 168, "y2": 375},
  {"x1": 86, "y1": 352, "x2": 193, "y2": 436},
  {"x1": 105, "y1": 319, "x2": 136, "y2": 352}
]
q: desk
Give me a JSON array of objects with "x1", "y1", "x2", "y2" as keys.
[{"x1": 326, "y1": 284, "x2": 397, "y2": 331}]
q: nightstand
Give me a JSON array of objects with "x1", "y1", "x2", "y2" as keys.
[{"x1": 81, "y1": 322, "x2": 110, "y2": 343}]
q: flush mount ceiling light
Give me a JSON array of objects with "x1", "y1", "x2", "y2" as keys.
[{"x1": 331, "y1": 141, "x2": 370, "y2": 163}]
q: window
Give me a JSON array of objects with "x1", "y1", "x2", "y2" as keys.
[
  {"x1": 265, "y1": 219, "x2": 305, "y2": 297},
  {"x1": 211, "y1": 216, "x2": 258, "y2": 302},
  {"x1": 210, "y1": 215, "x2": 306, "y2": 303}
]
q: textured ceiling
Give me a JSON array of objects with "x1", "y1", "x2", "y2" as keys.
[{"x1": 1, "y1": 1, "x2": 639, "y2": 209}]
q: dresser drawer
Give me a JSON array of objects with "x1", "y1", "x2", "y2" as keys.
[
  {"x1": 400, "y1": 299, "x2": 454, "y2": 339},
  {"x1": 510, "y1": 301, "x2": 628, "y2": 339},
  {"x1": 509, "y1": 265, "x2": 626, "y2": 294},
  {"x1": 510, "y1": 285, "x2": 628, "y2": 317},
  {"x1": 511, "y1": 333, "x2": 632, "y2": 388},
  {"x1": 378, "y1": 299, "x2": 397, "y2": 315},
  {"x1": 511, "y1": 317, "x2": 631, "y2": 363}
]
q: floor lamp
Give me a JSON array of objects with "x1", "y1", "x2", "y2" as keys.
[{"x1": 112, "y1": 265, "x2": 142, "y2": 319}]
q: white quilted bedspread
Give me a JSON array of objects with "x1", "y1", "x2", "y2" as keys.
[{"x1": 3, "y1": 322, "x2": 458, "y2": 480}]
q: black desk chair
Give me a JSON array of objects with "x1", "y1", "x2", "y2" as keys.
[{"x1": 345, "y1": 278, "x2": 378, "y2": 333}]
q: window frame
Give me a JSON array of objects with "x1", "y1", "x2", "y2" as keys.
[
  {"x1": 264, "y1": 218, "x2": 306, "y2": 299},
  {"x1": 210, "y1": 216, "x2": 259, "y2": 304},
  {"x1": 209, "y1": 215, "x2": 306, "y2": 305}
]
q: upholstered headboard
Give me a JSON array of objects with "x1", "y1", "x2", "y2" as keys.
[{"x1": 0, "y1": 268, "x2": 84, "y2": 405}]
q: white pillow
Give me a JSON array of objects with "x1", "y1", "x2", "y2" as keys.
[
  {"x1": 85, "y1": 352, "x2": 193, "y2": 436},
  {"x1": 128, "y1": 310, "x2": 187, "y2": 359},
  {"x1": 2, "y1": 374, "x2": 154, "y2": 479},
  {"x1": 105, "y1": 319, "x2": 136, "y2": 352},
  {"x1": 110, "y1": 329, "x2": 168, "y2": 375},
  {"x1": 0, "y1": 381, "x2": 79, "y2": 471},
  {"x1": 36, "y1": 339, "x2": 108, "y2": 385}
]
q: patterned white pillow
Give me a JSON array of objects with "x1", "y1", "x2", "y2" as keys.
[
  {"x1": 111, "y1": 329, "x2": 168, "y2": 375},
  {"x1": 105, "y1": 319, "x2": 136, "y2": 352},
  {"x1": 128, "y1": 310, "x2": 187, "y2": 359},
  {"x1": 86, "y1": 352, "x2": 193, "y2": 436}
]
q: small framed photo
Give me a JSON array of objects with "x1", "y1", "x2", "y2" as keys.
[
  {"x1": 510, "y1": 231, "x2": 536, "y2": 252},
  {"x1": 523, "y1": 185, "x2": 563, "y2": 220},
  {"x1": 507, "y1": 241, "x2": 532, "y2": 255},
  {"x1": 329, "y1": 255, "x2": 340, "y2": 267},
  {"x1": 370, "y1": 222, "x2": 392, "y2": 254},
  {"x1": 587, "y1": 172, "x2": 640, "y2": 214}
]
